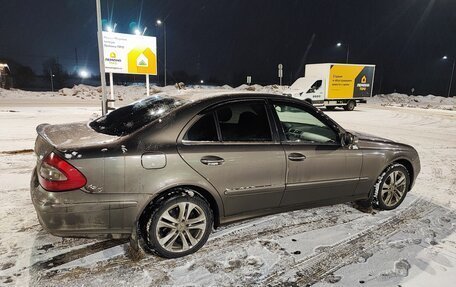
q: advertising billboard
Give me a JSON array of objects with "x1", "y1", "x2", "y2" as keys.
[
  {"x1": 328, "y1": 65, "x2": 375, "y2": 98},
  {"x1": 102, "y1": 31, "x2": 157, "y2": 75}
]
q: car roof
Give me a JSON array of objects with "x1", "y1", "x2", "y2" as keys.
[{"x1": 156, "y1": 89, "x2": 290, "y2": 107}]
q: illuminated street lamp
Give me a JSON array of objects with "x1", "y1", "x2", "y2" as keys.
[
  {"x1": 442, "y1": 55, "x2": 455, "y2": 97},
  {"x1": 156, "y1": 19, "x2": 167, "y2": 86},
  {"x1": 134, "y1": 26, "x2": 147, "y2": 36},
  {"x1": 336, "y1": 42, "x2": 350, "y2": 63},
  {"x1": 79, "y1": 69, "x2": 89, "y2": 79},
  {"x1": 106, "y1": 23, "x2": 117, "y2": 32},
  {"x1": 200, "y1": 80, "x2": 204, "y2": 84}
]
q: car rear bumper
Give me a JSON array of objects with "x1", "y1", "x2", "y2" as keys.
[{"x1": 30, "y1": 169, "x2": 134, "y2": 239}]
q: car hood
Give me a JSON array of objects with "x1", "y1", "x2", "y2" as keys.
[
  {"x1": 349, "y1": 130, "x2": 414, "y2": 150},
  {"x1": 36, "y1": 122, "x2": 120, "y2": 151}
]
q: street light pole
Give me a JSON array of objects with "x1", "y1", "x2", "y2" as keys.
[
  {"x1": 164, "y1": 22, "x2": 167, "y2": 86},
  {"x1": 156, "y1": 19, "x2": 167, "y2": 86},
  {"x1": 346, "y1": 44, "x2": 350, "y2": 64},
  {"x1": 49, "y1": 68, "x2": 54, "y2": 92},
  {"x1": 96, "y1": 0, "x2": 108, "y2": 115},
  {"x1": 336, "y1": 42, "x2": 350, "y2": 64}
]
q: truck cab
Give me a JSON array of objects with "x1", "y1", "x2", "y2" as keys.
[{"x1": 284, "y1": 77, "x2": 325, "y2": 106}]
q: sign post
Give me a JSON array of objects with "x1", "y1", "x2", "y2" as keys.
[
  {"x1": 109, "y1": 72, "x2": 114, "y2": 108},
  {"x1": 278, "y1": 64, "x2": 283, "y2": 86},
  {"x1": 146, "y1": 74, "x2": 150, "y2": 97},
  {"x1": 246, "y1": 76, "x2": 252, "y2": 85},
  {"x1": 96, "y1": 0, "x2": 108, "y2": 115}
]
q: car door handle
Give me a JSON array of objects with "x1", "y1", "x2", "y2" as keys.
[
  {"x1": 201, "y1": 156, "x2": 225, "y2": 166},
  {"x1": 288, "y1": 153, "x2": 306, "y2": 161}
]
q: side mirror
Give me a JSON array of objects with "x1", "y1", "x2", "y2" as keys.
[{"x1": 341, "y1": 132, "x2": 358, "y2": 147}]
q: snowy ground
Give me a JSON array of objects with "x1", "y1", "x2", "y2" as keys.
[{"x1": 0, "y1": 87, "x2": 455, "y2": 286}]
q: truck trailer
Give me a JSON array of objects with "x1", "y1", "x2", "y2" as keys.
[{"x1": 284, "y1": 63, "x2": 375, "y2": 111}]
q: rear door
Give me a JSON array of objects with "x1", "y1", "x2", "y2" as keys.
[
  {"x1": 270, "y1": 100, "x2": 362, "y2": 206},
  {"x1": 177, "y1": 99, "x2": 286, "y2": 216}
]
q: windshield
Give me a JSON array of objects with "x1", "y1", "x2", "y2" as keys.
[
  {"x1": 289, "y1": 77, "x2": 318, "y2": 90},
  {"x1": 89, "y1": 95, "x2": 185, "y2": 136}
]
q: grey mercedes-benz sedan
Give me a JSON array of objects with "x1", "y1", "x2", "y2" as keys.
[{"x1": 31, "y1": 91, "x2": 420, "y2": 258}]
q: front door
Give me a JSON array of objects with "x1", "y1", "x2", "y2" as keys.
[
  {"x1": 270, "y1": 100, "x2": 362, "y2": 206},
  {"x1": 178, "y1": 100, "x2": 286, "y2": 216}
]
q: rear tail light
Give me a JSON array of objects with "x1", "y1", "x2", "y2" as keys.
[{"x1": 38, "y1": 152, "x2": 87, "y2": 192}]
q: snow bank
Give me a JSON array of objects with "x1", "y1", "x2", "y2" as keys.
[
  {"x1": 2, "y1": 86, "x2": 456, "y2": 111},
  {"x1": 371, "y1": 93, "x2": 456, "y2": 110}
]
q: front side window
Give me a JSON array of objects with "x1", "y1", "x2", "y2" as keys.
[
  {"x1": 184, "y1": 113, "x2": 219, "y2": 141},
  {"x1": 306, "y1": 80, "x2": 322, "y2": 93},
  {"x1": 216, "y1": 102, "x2": 272, "y2": 142},
  {"x1": 273, "y1": 103, "x2": 337, "y2": 144}
]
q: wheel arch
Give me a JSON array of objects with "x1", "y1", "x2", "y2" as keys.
[
  {"x1": 391, "y1": 158, "x2": 414, "y2": 190},
  {"x1": 136, "y1": 184, "x2": 222, "y2": 233}
]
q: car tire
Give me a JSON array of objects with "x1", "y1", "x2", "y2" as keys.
[
  {"x1": 343, "y1": 100, "x2": 356, "y2": 111},
  {"x1": 373, "y1": 164, "x2": 410, "y2": 210},
  {"x1": 144, "y1": 191, "x2": 213, "y2": 258}
]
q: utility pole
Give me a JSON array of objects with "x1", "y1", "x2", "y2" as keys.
[
  {"x1": 96, "y1": 0, "x2": 108, "y2": 115},
  {"x1": 448, "y1": 59, "x2": 455, "y2": 97}
]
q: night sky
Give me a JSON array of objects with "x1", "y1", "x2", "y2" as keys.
[{"x1": 1, "y1": 0, "x2": 455, "y2": 95}]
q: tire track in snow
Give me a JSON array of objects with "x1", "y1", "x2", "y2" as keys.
[{"x1": 262, "y1": 198, "x2": 435, "y2": 286}]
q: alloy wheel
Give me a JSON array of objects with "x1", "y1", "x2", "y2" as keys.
[
  {"x1": 380, "y1": 170, "x2": 407, "y2": 207},
  {"x1": 155, "y1": 202, "x2": 207, "y2": 252}
]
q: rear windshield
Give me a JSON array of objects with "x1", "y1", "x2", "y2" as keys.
[{"x1": 90, "y1": 95, "x2": 185, "y2": 136}]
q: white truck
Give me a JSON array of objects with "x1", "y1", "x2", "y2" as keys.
[{"x1": 284, "y1": 63, "x2": 375, "y2": 111}]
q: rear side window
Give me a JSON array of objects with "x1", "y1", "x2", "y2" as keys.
[
  {"x1": 215, "y1": 102, "x2": 272, "y2": 142},
  {"x1": 90, "y1": 95, "x2": 185, "y2": 136},
  {"x1": 184, "y1": 113, "x2": 219, "y2": 141}
]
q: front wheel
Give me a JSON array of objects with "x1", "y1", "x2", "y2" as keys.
[
  {"x1": 374, "y1": 164, "x2": 410, "y2": 210},
  {"x1": 343, "y1": 100, "x2": 356, "y2": 111},
  {"x1": 145, "y1": 192, "x2": 213, "y2": 258}
]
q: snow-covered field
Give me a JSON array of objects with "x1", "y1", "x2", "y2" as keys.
[{"x1": 0, "y1": 87, "x2": 455, "y2": 286}]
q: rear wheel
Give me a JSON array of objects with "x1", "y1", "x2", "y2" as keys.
[
  {"x1": 145, "y1": 192, "x2": 213, "y2": 258},
  {"x1": 373, "y1": 164, "x2": 410, "y2": 210},
  {"x1": 343, "y1": 100, "x2": 356, "y2": 111}
]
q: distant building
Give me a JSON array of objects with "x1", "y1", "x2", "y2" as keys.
[{"x1": 0, "y1": 63, "x2": 12, "y2": 89}]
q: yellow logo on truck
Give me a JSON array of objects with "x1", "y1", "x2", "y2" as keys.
[
  {"x1": 109, "y1": 52, "x2": 117, "y2": 58},
  {"x1": 127, "y1": 47, "x2": 157, "y2": 75},
  {"x1": 361, "y1": 75, "x2": 367, "y2": 83}
]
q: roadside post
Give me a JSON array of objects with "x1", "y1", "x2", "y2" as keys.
[
  {"x1": 278, "y1": 64, "x2": 283, "y2": 86},
  {"x1": 246, "y1": 76, "x2": 252, "y2": 85}
]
